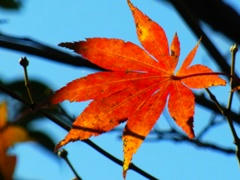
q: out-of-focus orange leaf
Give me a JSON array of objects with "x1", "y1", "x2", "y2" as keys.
[
  {"x1": 0, "y1": 102, "x2": 29, "y2": 180},
  {"x1": 52, "y1": 0, "x2": 226, "y2": 178},
  {"x1": 0, "y1": 102, "x2": 7, "y2": 128},
  {"x1": 1, "y1": 126, "x2": 29, "y2": 149},
  {"x1": 232, "y1": 86, "x2": 240, "y2": 92},
  {"x1": 0, "y1": 146, "x2": 16, "y2": 180}
]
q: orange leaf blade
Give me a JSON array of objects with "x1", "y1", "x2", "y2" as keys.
[
  {"x1": 161, "y1": 33, "x2": 181, "y2": 73},
  {"x1": 177, "y1": 40, "x2": 200, "y2": 74},
  {"x1": 0, "y1": 148, "x2": 16, "y2": 180},
  {"x1": 123, "y1": 82, "x2": 169, "y2": 177},
  {"x1": 55, "y1": 82, "x2": 160, "y2": 150},
  {"x1": 59, "y1": 38, "x2": 164, "y2": 73},
  {"x1": 1, "y1": 127, "x2": 30, "y2": 149},
  {"x1": 51, "y1": 72, "x2": 134, "y2": 103},
  {"x1": 170, "y1": 33, "x2": 180, "y2": 59},
  {"x1": 0, "y1": 102, "x2": 29, "y2": 180},
  {"x1": 0, "y1": 102, "x2": 7, "y2": 128},
  {"x1": 51, "y1": 72, "x2": 162, "y2": 104},
  {"x1": 127, "y1": 0, "x2": 169, "y2": 64},
  {"x1": 168, "y1": 82, "x2": 195, "y2": 138},
  {"x1": 179, "y1": 65, "x2": 226, "y2": 88},
  {"x1": 169, "y1": 33, "x2": 180, "y2": 70},
  {"x1": 0, "y1": 101, "x2": 30, "y2": 149},
  {"x1": 55, "y1": 1, "x2": 228, "y2": 179}
]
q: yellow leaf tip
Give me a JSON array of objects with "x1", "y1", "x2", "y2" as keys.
[{"x1": 127, "y1": 0, "x2": 134, "y2": 9}]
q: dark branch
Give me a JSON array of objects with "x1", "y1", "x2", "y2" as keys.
[
  {"x1": 0, "y1": 33, "x2": 103, "y2": 70},
  {"x1": 195, "y1": 94, "x2": 240, "y2": 124},
  {"x1": 111, "y1": 127, "x2": 235, "y2": 155},
  {"x1": 166, "y1": 0, "x2": 232, "y2": 75},
  {"x1": 172, "y1": 135, "x2": 235, "y2": 154},
  {"x1": 155, "y1": 129, "x2": 235, "y2": 155},
  {"x1": 168, "y1": 0, "x2": 240, "y2": 43}
]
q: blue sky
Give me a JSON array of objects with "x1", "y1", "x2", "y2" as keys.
[{"x1": 1, "y1": 0, "x2": 240, "y2": 179}]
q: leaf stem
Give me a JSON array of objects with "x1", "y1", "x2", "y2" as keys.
[
  {"x1": 205, "y1": 89, "x2": 224, "y2": 115},
  {"x1": 0, "y1": 33, "x2": 103, "y2": 70},
  {"x1": 174, "y1": 72, "x2": 226, "y2": 80},
  {"x1": 205, "y1": 89, "x2": 240, "y2": 164}
]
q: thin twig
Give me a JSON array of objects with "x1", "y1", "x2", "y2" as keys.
[
  {"x1": 227, "y1": 44, "x2": 240, "y2": 165},
  {"x1": 196, "y1": 115, "x2": 218, "y2": 140},
  {"x1": 205, "y1": 88, "x2": 240, "y2": 165},
  {"x1": 167, "y1": 0, "x2": 231, "y2": 75},
  {"x1": 154, "y1": 129, "x2": 235, "y2": 155},
  {"x1": 195, "y1": 94, "x2": 240, "y2": 124},
  {"x1": 0, "y1": 33, "x2": 103, "y2": 70},
  {"x1": 113, "y1": 127, "x2": 235, "y2": 155},
  {"x1": 205, "y1": 89, "x2": 224, "y2": 114}
]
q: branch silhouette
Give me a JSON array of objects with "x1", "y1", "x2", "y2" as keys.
[
  {"x1": 166, "y1": 0, "x2": 240, "y2": 43},
  {"x1": 166, "y1": 0, "x2": 231, "y2": 75},
  {"x1": 0, "y1": 33, "x2": 103, "y2": 70}
]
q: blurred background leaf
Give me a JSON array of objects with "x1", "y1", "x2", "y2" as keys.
[
  {"x1": 0, "y1": 79, "x2": 58, "y2": 154},
  {"x1": 166, "y1": 0, "x2": 240, "y2": 43},
  {"x1": 0, "y1": 0, "x2": 22, "y2": 10}
]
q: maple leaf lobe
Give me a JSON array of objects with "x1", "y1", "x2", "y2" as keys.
[
  {"x1": 170, "y1": 33, "x2": 180, "y2": 59},
  {"x1": 127, "y1": 0, "x2": 169, "y2": 61}
]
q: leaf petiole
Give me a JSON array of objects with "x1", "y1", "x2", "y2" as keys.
[{"x1": 173, "y1": 72, "x2": 225, "y2": 80}]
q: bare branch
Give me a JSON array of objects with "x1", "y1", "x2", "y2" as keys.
[
  {"x1": 166, "y1": 0, "x2": 231, "y2": 75},
  {"x1": 0, "y1": 33, "x2": 103, "y2": 70},
  {"x1": 206, "y1": 88, "x2": 240, "y2": 164},
  {"x1": 111, "y1": 127, "x2": 235, "y2": 155}
]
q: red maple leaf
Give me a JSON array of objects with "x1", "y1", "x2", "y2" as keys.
[{"x1": 52, "y1": 0, "x2": 226, "y2": 178}]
